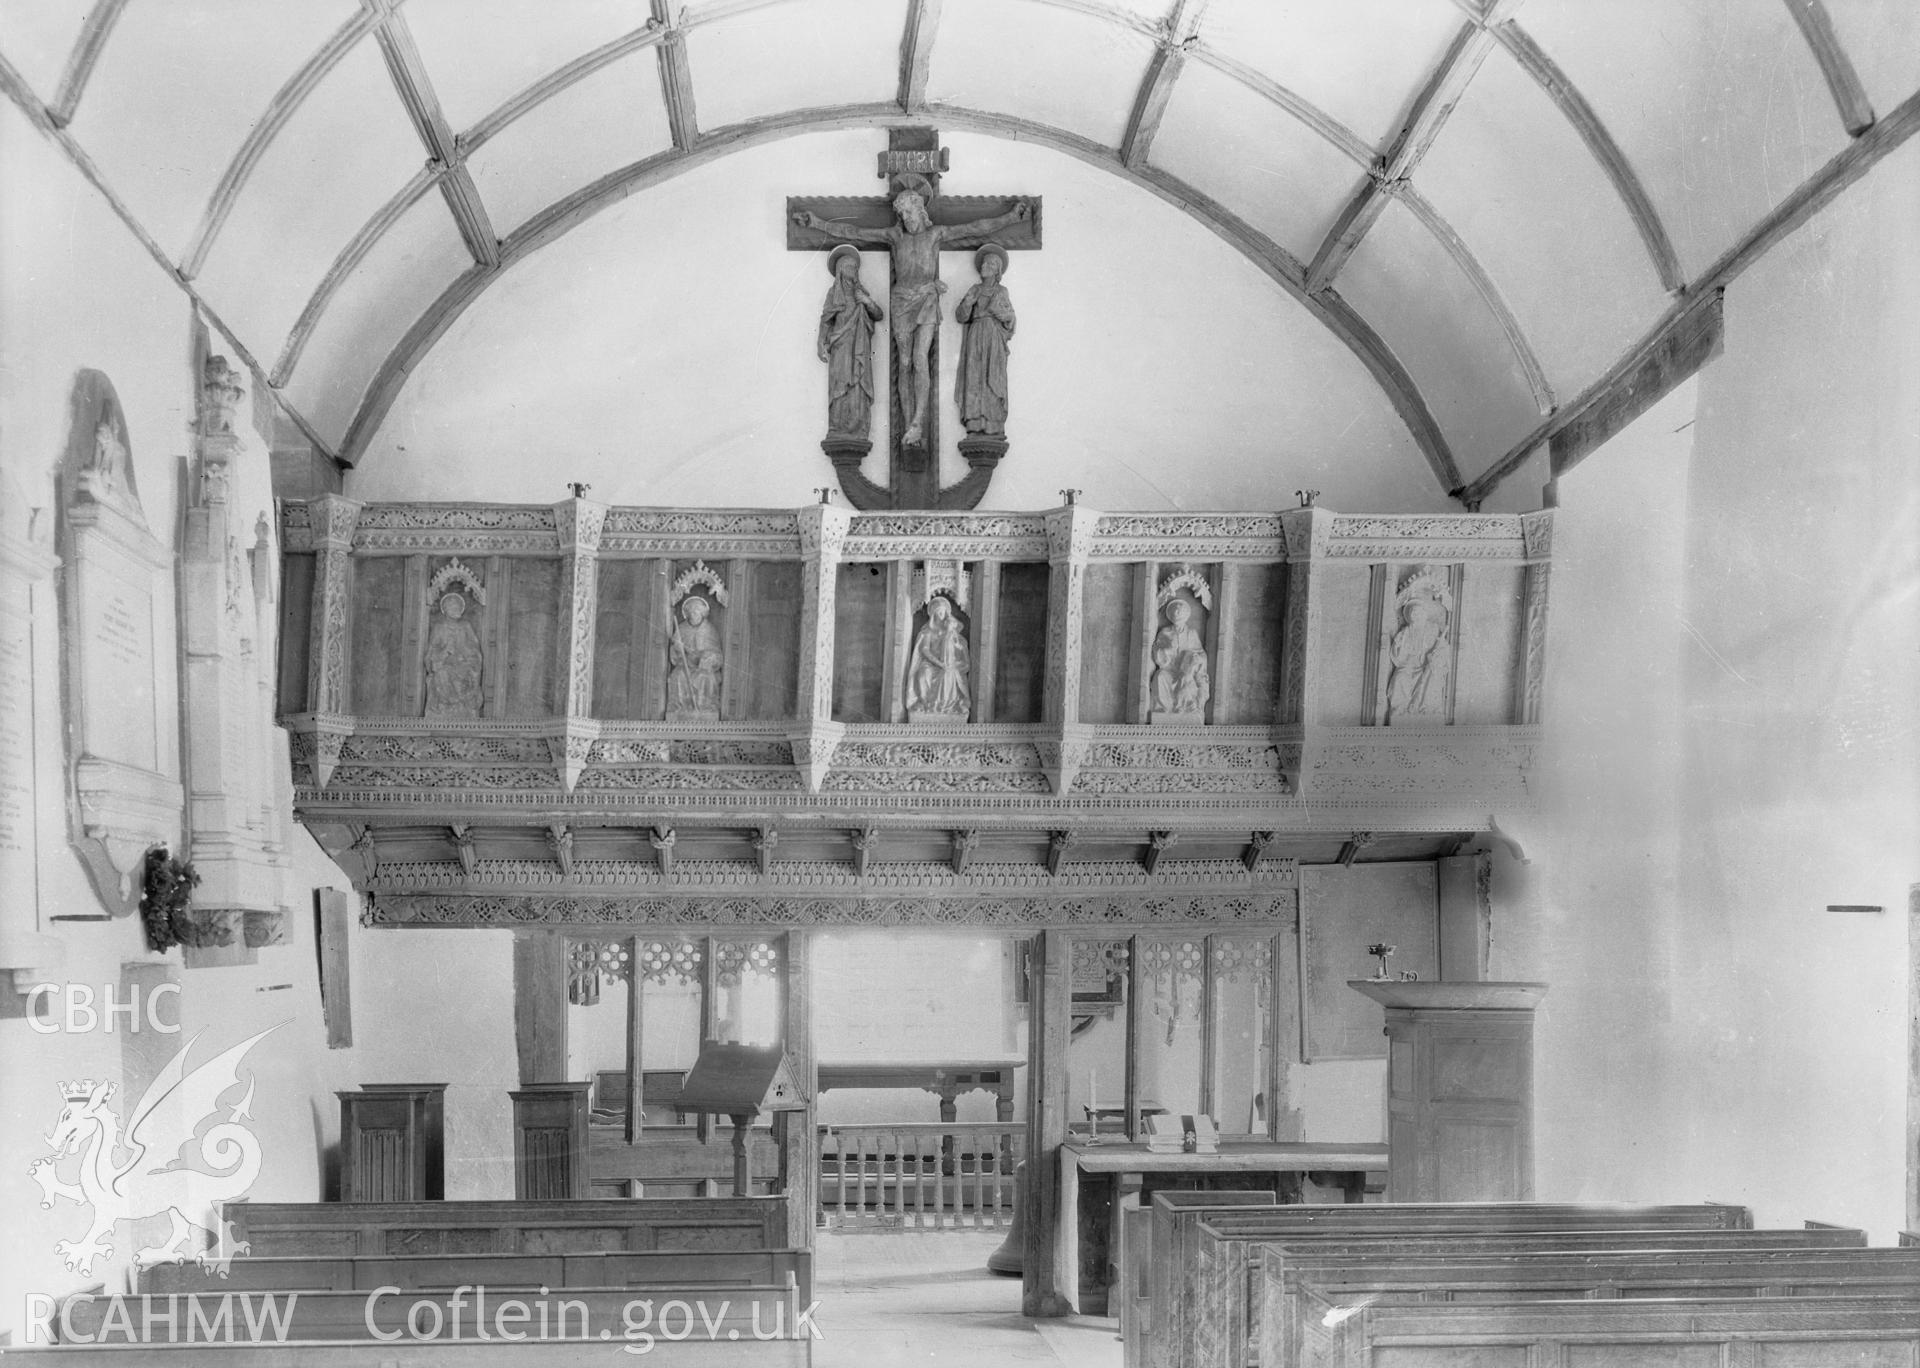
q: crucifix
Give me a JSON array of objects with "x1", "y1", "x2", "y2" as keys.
[{"x1": 788, "y1": 128, "x2": 1042, "y2": 510}]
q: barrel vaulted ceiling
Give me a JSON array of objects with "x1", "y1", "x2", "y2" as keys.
[{"x1": 2, "y1": 0, "x2": 1915, "y2": 502}]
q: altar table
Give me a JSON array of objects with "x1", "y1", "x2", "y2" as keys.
[{"x1": 1057, "y1": 1138, "x2": 1389, "y2": 1314}]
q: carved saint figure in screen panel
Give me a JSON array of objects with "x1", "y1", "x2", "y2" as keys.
[
  {"x1": 667, "y1": 595, "x2": 724, "y2": 721},
  {"x1": 954, "y1": 242, "x2": 1015, "y2": 436},
  {"x1": 1149, "y1": 598, "x2": 1210, "y2": 722},
  {"x1": 906, "y1": 592, "x2": 971, "y2": 721},
  {"x1": 817, "y1": 244, "x2": 883, "y2": 438},
  {"x1": 423, "y1": 592, "x2": 483, "y2": 719},
  {"x1": 1385, "y1": 568, "x2": 1453, "y2": 723}
]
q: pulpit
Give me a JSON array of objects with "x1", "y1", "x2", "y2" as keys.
[
  {"x1": 1347, "y1": 980, "x2": 1547, "y2": 1202},
  {"x1": 338, "y1": 1083, "x2": 445, "y2": 1201},
  {"x1": 510, "y1": 1081, "x2": 591, "y2": 1199}
]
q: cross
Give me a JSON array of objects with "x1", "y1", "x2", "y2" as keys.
[{"x1": 789, "y1": 128, "x2": 1042, "y2": 510}]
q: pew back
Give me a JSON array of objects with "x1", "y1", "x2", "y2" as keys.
[
  {"x1": 1125, "y1": 1191, "x2": 1274, "y2": 1368},
  {"x1": 1270, "y1": 1247, "x2": 1920, "y2": 1368},
  {"x1": 141, "y1": 1247, "x2": 813, "y2": 1308},
  {"x1": 1151, "y1": 1201, "x2": 1753, "y2": 1368},
  {"x1": 225, "y1": 1197, "x2": 788, "y2": 1257},
  {"x1": 1326, "y1": 1294, "x2": 1920, "y2": 1367},
  {"x1": 1192, "y1": 1222, "x2": 1864, "y2": 1368}
]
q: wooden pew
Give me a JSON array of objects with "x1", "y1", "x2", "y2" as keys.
[
  {"x1": 1122, "y1": 1191, "x2": 1274, "y2": 1368},
  {"x1": 1189, "y1": 1218, "x2": 1865, "y2": 1368},
  {"x1": 1150, "y1": 1199, "x2": 1753, "y2": 1368},
  {"x1": 141, "y1": 1246, "x2": 813, "y2": 1308},
  {"x1": 1266, "y1": 1246, "x2": 1920, "y2": 1368},
  {"x1": 1316, "y1": 1293, "x2": 1920, "y2": 1366},
  {"x1": 224, "y1": 1196, "x2": 788, "y2": 1257},
  {"x1": 57, "y1": 1281, "x2": 802, "y2": 1345}
]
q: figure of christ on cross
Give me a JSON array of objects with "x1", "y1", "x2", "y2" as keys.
[{"x1": 793, "y1": 190, "x2": 1033, "y2": 451}]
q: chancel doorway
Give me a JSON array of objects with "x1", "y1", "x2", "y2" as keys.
[{"x1": 813, "y1": 930, "x2": 1027, "y2": 1231}]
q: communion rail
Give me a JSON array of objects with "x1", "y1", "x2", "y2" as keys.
[{"x1": 818, "y1": 1122, "x2": 1023, "y2": 1230}]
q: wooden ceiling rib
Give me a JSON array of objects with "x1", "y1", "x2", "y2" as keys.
[
  {"x1": 1489, "y1": 22, "x2": 1683, "y2": 296},
  {"x1": 1459, "y1": 84, "x2": 1920, "y2": 506},
  {"x1": 0, "y1": 47, "x2": 340, "y2": 460},
  {"x1": 4, "y1": 0, "x2": 1901, "y2": 490},
  {"x1": 178, "y1": 10, "x2": 381, "y2": 282},
  {"x1": 1304, "y1": 18, "x2": 1494, "y2": 295},
  {"x1": 371, "y1": 9, "x2": 501, "y2": 268},
  {"x1": 1784, "y1": 0, "x2": 1876, "y2": 138},
  {"x1": 651, "y1": 0, "x2": 701, "y2": 151},
  {"x1": 898, "y1": 0, "x2": 942, "y2": 113},
  {"x1": 45, "y1": 0, "x2": 129, "y2": 128},
  {"x1": 1118, "y1": 0, "x2": 1205, "y2": 168},
  {"x1": 273, "y1": 166, "x2": 441, "y2": 386}
]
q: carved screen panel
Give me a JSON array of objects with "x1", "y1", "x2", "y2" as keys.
[
  {"x1": 1077, "y1": 563, "x2": 1136, "y2": 724},
  {"x1": 503, "y1": 558, "x2": 562, "y2": 715},
  {"x1": 1134, "y1": 936, "x2": 1205, "y2": 1120},
  {"x1": 1209, "y1": 935, "x2": 1274, "y2": 1135},
  {"x1": 1220, "y1": 563, "x2": 1286, "y2": 724},
  {"x1": 831, "y1": 562, "x2": 889, "y2": 723},
  {"x1": 350, "y1": 557, "x2": 408, "y2": 714},
  {"x1": 743, "y1": 561, "x2": 801, "y2": 720},
  {"x1": 592, "y1": 558, "x2": 667, "y2": 720},
  {"x1": 277, "y1": 552, "x2": 314, "y2": 714},
  {"x1": 993, "y1": 561, "x2": 1049, "y2": 723},
  {"x1": 1066, "y1": 937, "x2": 1129, "y2": 1131}
]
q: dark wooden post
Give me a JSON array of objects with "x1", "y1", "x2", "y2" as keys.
[{"x1": 1022, "y1": 929, "x2": 1073, "y2": 1316}]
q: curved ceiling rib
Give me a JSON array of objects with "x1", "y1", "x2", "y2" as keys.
[
  {"x1": 1491, "y1": 22, "x2": 1683, "y2": 295},
  {"x1": 180, "y1": 10, "x2": 380, "y2": 279},
  {"x1": 272, "y1": 165, "x2": 440, "y2": 385},
  {"x1": 46, "y1": 0, "x2": 129, "y2": 126},
  {"x1": 332, "y1": 102, "x2": 1463, "y2": 494}
]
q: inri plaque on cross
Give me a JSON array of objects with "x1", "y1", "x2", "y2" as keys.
[{"x1": 788, "y1": 129, "x2": 1041, "y2": 510}]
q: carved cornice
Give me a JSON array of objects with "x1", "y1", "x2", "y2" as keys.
[
  {"x1": 1322, "y1": 513, "x2": 1529, "y2": 560},
  {"x1": 368, "y1": 885, "x2": 1300, "y2": 929},
  {"x1": 843, "y1": 512, "x2": 1049, "y2": 560},
  {"x1": 1092, "y1": 512, "x2": 1289, "y2": 560}
]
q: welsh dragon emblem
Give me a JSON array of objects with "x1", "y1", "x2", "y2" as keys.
[{"x1": 29, "y1": 1023, "x2": 281, "y2": 1277}]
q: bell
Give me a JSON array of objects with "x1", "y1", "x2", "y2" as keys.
[{"x1": 986, "y1": 1160, "x2": 1026, "y2": 1275}]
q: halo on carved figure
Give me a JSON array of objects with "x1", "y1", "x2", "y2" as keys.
[
  {"x1": 670, "y1": 560, "x2": 729, "y2": 607},
  {"x1": 826, "y1": 243, "x2": 862, "y2": 277},
  {"x1": 974, "y1": 242, "x2": 1008, "y2": 275},
  {"x1": 1396, "y1": 565, "x2": 1454, "y2": 614},
  {"x1": 429, "y1": 558, "x2": 487, "y2": 605},
  {"x1": 1157, "y1": 566, "x2": 1214, "y2": 610},
  {"x1": 911, "y1": 562, "x2": 971, "y2": 611}
]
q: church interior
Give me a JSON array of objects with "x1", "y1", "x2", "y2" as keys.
[{"x1": 2, "y1": 0, "x2": 1917, "y2": 1362}]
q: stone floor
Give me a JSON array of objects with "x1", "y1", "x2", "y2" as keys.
[{"x1": 812, "y1": 1229, "x2": 1120, "y2": 1367}]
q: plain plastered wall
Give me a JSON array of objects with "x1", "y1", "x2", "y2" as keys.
[{"x1": 1511, "y1": 137, "x2": 1920, "y2": 1236}]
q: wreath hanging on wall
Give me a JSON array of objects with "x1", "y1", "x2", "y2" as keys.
[{"x1": 139, "y1": 846, "x2": 201, "y2": 952}]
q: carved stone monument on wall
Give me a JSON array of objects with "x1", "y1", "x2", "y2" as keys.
[
  {"x1": 0, "y1": 467, "x2": 66, "y2": 1000},
  {"x1": 179, "y1": 353, "x2": 293, "y2": 953},
  {"x1": 58, "y1": 371, "x2": 183, "y2": 914}
]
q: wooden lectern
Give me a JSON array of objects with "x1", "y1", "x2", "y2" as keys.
[
  {"x1": 1347, "y1": 981, "x2": 1548, "y2": 1202},
  {"x1": 675, "y1": 1042, "x2": 807, "y2": 1197},
  {"x1": 338, "y1": 1083, "x2": 445, "y2": 1201}
]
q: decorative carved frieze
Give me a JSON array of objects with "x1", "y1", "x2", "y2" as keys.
[
  {"x1": 369, "y1": 887, "x2": 1300, "y2": 929},
  {"x1": 1092, "y1": 513, "x2": 1288, "y2": 560},
  {"x1": 1323, "y1": 513, "x2": 1528, "y2": 560}
]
